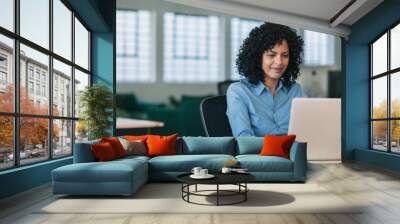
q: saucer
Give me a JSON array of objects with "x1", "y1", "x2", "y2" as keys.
[{"x1": 190, "y1": 174, "x2": 215, "y2": 179}]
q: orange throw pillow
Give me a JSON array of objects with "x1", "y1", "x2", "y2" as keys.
[
  {"x1": 146, "y1": 134, "x2": 178, "y2": 157},
  {"x1": 260, "y1": 135, "x2": 296, "y2": 159},
  {"x1": 91, "y1": 142, "x2": 117, "y2": 161},
  {"x1": 101, "y1": 137, "x2": 127, "y2": 158}
]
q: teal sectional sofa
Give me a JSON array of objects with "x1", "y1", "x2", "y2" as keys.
[{"x1": 52, "y1": 137, "x2": 307, "y2": 196}]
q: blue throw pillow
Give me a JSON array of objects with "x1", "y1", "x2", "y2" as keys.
[{"x1": 236, "y1": 137, "x2": 264, "y2": 155}]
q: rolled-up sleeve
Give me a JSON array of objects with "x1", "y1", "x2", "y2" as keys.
[{"x1": 226, "y1": 85, "x2": 255, "y2": 137}]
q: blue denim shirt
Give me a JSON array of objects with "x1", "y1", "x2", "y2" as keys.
[{"x1": 226, "y1": 78, "x2": 303, "y2": 137}]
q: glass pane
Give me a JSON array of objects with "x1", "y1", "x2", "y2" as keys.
[
  {"x1": 20, "y1": 117, "x2": 49, "y2": 165},
  {"x1": 116, "y1": 10, "x2": 154, "y2": 82},
  {"x1": 53, "y1": 0, "x2": 72, "y2": 60},
  {"x1": 0, "y1": 34, "x2": 14, "y2": 112},
  {"x1": 20, "y1": 44, "x2": 49, "y2": 115},
  {"x1": 372, "y1": 33, "x2": 387, "y2": 76},
  {"x1": 74, "y1": 69, "x2": 89, "y2": 118},
  {"x1": 53, "y1": 119, "x2": 72, "y2": 157},
  {"x1": 0, "y1": 0, "x2": 14, "y2": 31},
  {"x1": 20, "y1": 0, "x2": 49, "y2": 49},
  {"x1": 303, "y1": 30, "x2": 336, "y2": 66},
  {"x1": 372, "y1": 77, "x2": 387, "y2": 119},
  {"x1": 372, "y1": 121, "x2": 387, "y2": 151},
  {"x1": 75, "y1": 120, "x2": 88, "y2": 143},
  {"x1": 391, "y1": 120, "x2": 400, "y2": 153},
  {"x1": 0, "y1": 116, "x2": 13, "y2": 170},
  {"x1": 391, "y1": 24, "x2": 400, "y2": 70},
  {"x1": 53, "y1": 59, "x2": 72, "y2": 117},
  {"x1": 391, "y1": 72, "x2": 400, "y2": 117},
  {"x1": 163, "y1": 13, "x2": 220, "y2": 83},
  {"x1": 75, "y1": 18, "x2": 89, "y2": 70}
]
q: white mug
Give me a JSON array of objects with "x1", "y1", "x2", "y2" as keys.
[
  {"x1": 221, "y1": 167, "x2": 232, "y2": 174},
  {"x1": 200, "y1": 169, "x2": 208, "y2": 176},
  {"x1": 191, "y1": 167, "x2": 202, "y2": 176}
]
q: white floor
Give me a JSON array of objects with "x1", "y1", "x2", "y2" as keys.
[{"x1": 1, "y1": 162, "x2": 400, "y2": 224}]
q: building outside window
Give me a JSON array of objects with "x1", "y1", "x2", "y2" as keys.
[
  {"x1": 35, "y1": 83, "x2": 40, "y2": 95},
  {"x1": 0, "y1": 55, "x2": 7, "y2": 67},
  {"x1": 371, "y1": 23, "x2": 400, "y2": 154},
  {"x1": 28, "y1": 81, "x2": 34, "y2": 94},
  {"x1": 28, "y1": 67, "x2": 34, "y2": 80},
  {"x1": 0, "y1": 71, "x2": 6, "y2": 86},
  {"x1": 41, "y1": 85, "x2": 46, "y2": 97},
  {"x1": 0, "y1": 0, "x2": 91, "y2": 170},
  {"x1": 41, "y1": 73, "x2": 46, "y2": 83},
  {"x1": 163, "y1": 12, "x2": 221, "y2": 83}
]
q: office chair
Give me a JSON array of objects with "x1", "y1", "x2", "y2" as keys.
[
  {"x1": 200, "y1": 95, "x2": 233, "y2": 137},
  {"x1": 217, "y1": 80, "x2": 238, "y2": 95}
]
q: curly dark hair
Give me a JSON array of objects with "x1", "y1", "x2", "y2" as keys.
[{"x1": 236, "y1": 22, "x2": 304, "y2": 87}]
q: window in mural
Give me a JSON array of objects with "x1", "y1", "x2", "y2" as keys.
[
  {"x1": 0, "y1": 0, "x2": 91, "y2": 170},
  {"x1": 370, "y1": 23, "x2": 400, "y2": 154}
]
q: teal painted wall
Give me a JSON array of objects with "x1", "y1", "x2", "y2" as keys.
[
  {"x1": 0, "y1": 158, "x2": 72, "y2": 199},
  {"x1": 91, "y1": 0, "x2": 116, "y2": 135},
  {"x1": 345, "y1": 0, "x2": 400, "y2": 171},
  {"x1": 0, "y1": 0, "x2": 116, "y2": 200}
]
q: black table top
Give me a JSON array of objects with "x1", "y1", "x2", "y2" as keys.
[{"x1": 177, "y1": 172, "x2": 255, "y2": 185}]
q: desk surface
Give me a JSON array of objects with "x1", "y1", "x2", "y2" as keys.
[{"x1": 116, "y1": 117, "x2": 165, "y2": 129}]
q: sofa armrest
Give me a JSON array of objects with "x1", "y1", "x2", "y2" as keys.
[
  {"x1": 73, "y1": 140, "x2": 100, "y2": 163},
  {"x1": 289, "y1": 141, "x2": 307, "y2": 181}
]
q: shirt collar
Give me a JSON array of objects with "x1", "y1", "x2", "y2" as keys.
[{"x1": 253, "y1": 79, "x2": 288, "y2": 96}]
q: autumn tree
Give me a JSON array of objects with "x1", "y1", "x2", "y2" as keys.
[
  {"x1": 372, "y1": 99, "x2": 400, "y2": 143},
  {"x1": 0, "y1": 84, "x2": 60, "y2": 152}
]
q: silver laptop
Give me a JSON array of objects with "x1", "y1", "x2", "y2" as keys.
[{"x1": 288, "y1": 98, "x2": 341, "y2": 161}]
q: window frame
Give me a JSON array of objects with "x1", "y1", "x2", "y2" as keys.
[
  {"x1": 116, "y1": 9, "x2": 154, "y2": 83},
  {"x1": 0, "y1": 0, "x2": 92, "y2": 171},
  {"x1": 369, "y1": 19, "x2": 400, "y2": 154},
  {"x1": 163, "y1": 12, "x2": 221, "y2": 83}
]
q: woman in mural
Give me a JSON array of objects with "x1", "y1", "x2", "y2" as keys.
[{"x1": 227, "y1": 22, "x2": 304, "y2": 137}]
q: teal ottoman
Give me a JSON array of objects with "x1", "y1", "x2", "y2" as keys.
[{"x1": 52, "y1": 157, "x2": 148, "y2": 196}]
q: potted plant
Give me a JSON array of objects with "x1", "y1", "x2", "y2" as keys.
[{"x1": 79, "y1": 84, "x2": 113, "y2": 140}]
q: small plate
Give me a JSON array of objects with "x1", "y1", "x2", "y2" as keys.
[{"x1": 190, "y1": 174, "x2": 215, "y2": 179}]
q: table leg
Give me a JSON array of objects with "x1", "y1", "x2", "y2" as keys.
[
  {"x1": 245, "y1": 183, "x2": 247, "y2": 201},
  {"x1": 195, "y1": 184, "x2": 198, "y2": 192},
  {"x1": 217, "y1": 184, "x2": 219, "y2": 206},
  {"x1": 187, "y1": 184, "x2": 190, "y2": 202}
]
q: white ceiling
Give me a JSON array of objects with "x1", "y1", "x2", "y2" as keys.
[
  {"x1": 164, "y1": 0, "x2": 384, "y2": 38},
  {"x1": 225, "y1": 0, "x2": 352, "y2": 23}
]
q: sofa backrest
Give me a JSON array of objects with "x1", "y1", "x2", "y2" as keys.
[
  {"x1": 177, "y1": 137, "x2": 236, "y2": 155},
  {"x1": 74, "y1": 139, "x2": 100, "y2": 163},
  {"x1": 235, "y1": 137, "x2": 264, "y2": 155},
  {"x1": 74, "y1": 136, "x2": 300, "y2": 162}
]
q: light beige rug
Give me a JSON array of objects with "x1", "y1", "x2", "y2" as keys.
[{"x1": 38, "y1": 183, "x2": 361, "y2": 214}]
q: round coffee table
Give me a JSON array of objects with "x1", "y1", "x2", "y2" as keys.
[{"x1": 177, "y1": 173, "x2": 255, "y2": 206}]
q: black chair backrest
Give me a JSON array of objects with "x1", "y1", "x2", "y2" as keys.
[
  {"x1": 200, "y1": 95, "x2": 233, "y2": 137},
  {"x1": 217, "y1": 80, "x2": 238, "y2": 95}
]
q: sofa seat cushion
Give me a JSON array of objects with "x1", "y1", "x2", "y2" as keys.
[
  {"x1": 117, "y1": 155, "x2": 150, "y2": 163},
  {"x1": 236, "y1": 155, "x2": 293, "y2": 172},
  {"x1": 53, "y1": 159, "x2": 147, "y2": 183},
  {"x1": 149, "y1": 154, "x2": 235, "y2": 172}
]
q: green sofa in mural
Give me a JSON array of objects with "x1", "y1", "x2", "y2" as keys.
[{"x1": 116, "y1": 93, "x2": 212, "y2": 136}]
